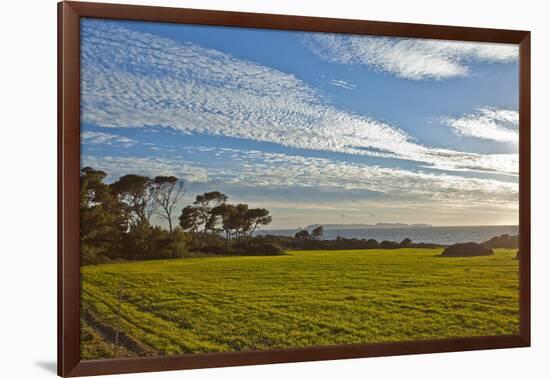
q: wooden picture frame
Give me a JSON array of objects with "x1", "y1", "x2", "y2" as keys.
[{"x1": 58, "y1": 1, "x2": 530, "y2": 376}]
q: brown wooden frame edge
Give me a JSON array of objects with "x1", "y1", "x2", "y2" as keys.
[
  {"x1": 68, "y1": 335, "x2": 527, "y2": 377},
  {"x1": 58, "y1": 1, "x2": 531, "y2": 376}
]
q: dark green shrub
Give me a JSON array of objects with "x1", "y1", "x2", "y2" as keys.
[
  {"x1": 365, "y1": 239, "x2": 379, "y2": 248},
  {"x1": 81, "y1": 245, "x2": 112, "y2": 265},
  {"x1": 441, "y1": 242, "x2": 494, "y2": 257},
  {"x1": 245, "y1": 242, "x2": 285, "y2": 255},
  {"x1": 150, "y1": 228, "x2": 191, "y2": 259},
  {"x1": 197, "y1": 245, "x2": 230, "y2": 255},
  {"x1": 400, "y1": 238, "x2": 412, "y2": 247},
  {"x1": 380, "y1": 240, "x2": 400, "y2": 249},
  {"x1": 120, "y1": 225, "x2": 191, "y2": 260},
  {"x1": 482, "y1": 234, "x2": 518, "y2": 249}
]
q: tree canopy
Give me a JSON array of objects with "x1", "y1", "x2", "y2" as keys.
[{"x1": 79, "y1": 167, "x2": 277, "y2": 264}]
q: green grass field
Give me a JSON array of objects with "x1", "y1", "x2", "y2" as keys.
[{"x1": 81, "y1": 248, "x2": 519, "y2": 359}]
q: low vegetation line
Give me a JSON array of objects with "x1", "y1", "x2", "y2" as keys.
[{"x1": 80, "y1": 167, "x2": 519, "y2": 266}]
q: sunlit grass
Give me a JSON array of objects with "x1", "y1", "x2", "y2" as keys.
[{"x1": 81, "y1": 248, "x2": 519, "y2": 359}]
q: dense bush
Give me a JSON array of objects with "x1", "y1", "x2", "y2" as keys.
[
  {"x1": 81, "y1": 245, "x2": 112, "y2": 266},
  {"x1": 482, "y1": 234, "x2": 518, "y2": 249},
  {"x1": 254, "y1": 234, "x2": 441, "y2": 251},
  {"x1": 365, "y1": 239, "x2": 380, "y2": 248},
  {"x1": 400, "y1": 238, "x2": 412, "y2": 247},
  {"x1": 196, "y1": 241, "x2": 285, "y2": 256},
  {"x1": 196, "y1": 245, "x2": 231, "y2": 255},
  {"x1": 149, "y1": 228, "x2": 192, "y2": 259},
  {"x1": 380, "y1": 240, "x2": 400, "y2": 249},
  {"x1": 244, "y1": 242, "x2": 285, "y2": 256},
  {"x1": 441, "y1": 242, "x2": 494, "y2": 257},
  {"x1": 118, "y1": 225, "x2": 191, "y2": 261}
]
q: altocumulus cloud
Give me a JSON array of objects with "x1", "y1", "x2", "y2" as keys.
[
  {"x1": 441, "y1": 107, "x2": 519, "y2": 143},
  {"x1": 81, "y1": 131, "x2": 137, "y2": 147},
  {"x1": 304, "y1": 34, "x2": 518, "y2": 80},
  {"x1": 81, "y1": 20, "x2": 517, "y2": 176},
  {"x1": 82, "y1": 155, "x2": 209, "y2": 183},
  {"x1": 83, "y1": 147, "x2": 518, "y2": 211}
]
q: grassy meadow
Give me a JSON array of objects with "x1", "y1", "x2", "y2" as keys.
[{"x1": 81, "y1": 248, "x2": 519, "y2": 359}]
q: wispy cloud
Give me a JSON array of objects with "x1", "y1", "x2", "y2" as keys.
[
  {"x1": 329, "y1": 79, "x2": 356, "y2": 90},
  {"x1": 82, "y1": 155, "x2": 209, "y2": 183},
  {"x1": 304, "y1": 34, "x2": 518, "y2": 80},
  {"x1": 81, "y1": 20, "x2": 518, "y2": 177},
  {"x1": 81, "y1": 131, "x2": 137, "y2": 147},
  {"x1": 83, "y1": 147, "x2": 518, "y2": 211},
  {"x1": 441, "y1": 107, "x2": 519, "y2": 143}
]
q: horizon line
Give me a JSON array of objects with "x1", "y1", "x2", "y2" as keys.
[{"x1": 261, "y1": 224, "x2": 520, "y2": 231}]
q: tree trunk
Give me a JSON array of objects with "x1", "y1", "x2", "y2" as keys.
[{"x1": 167, "y1": 216, "x2": 173, "y2": 232}]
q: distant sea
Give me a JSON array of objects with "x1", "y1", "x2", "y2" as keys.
[{"x1": 259, "y1": 225, "x2": 519, "y2": 246}]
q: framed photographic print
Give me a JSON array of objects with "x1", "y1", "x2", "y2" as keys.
[{"x1": 58, "y1": 1, "x2": 530, "y2": 376}]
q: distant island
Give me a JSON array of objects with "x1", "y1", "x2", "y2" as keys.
[{"x1": 304, "y1": 223, "x2": 432, "y2": 231}]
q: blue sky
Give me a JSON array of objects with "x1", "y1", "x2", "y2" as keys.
[{"x1": 80, "y1": 18, "x2": 519, "y2": 229}]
